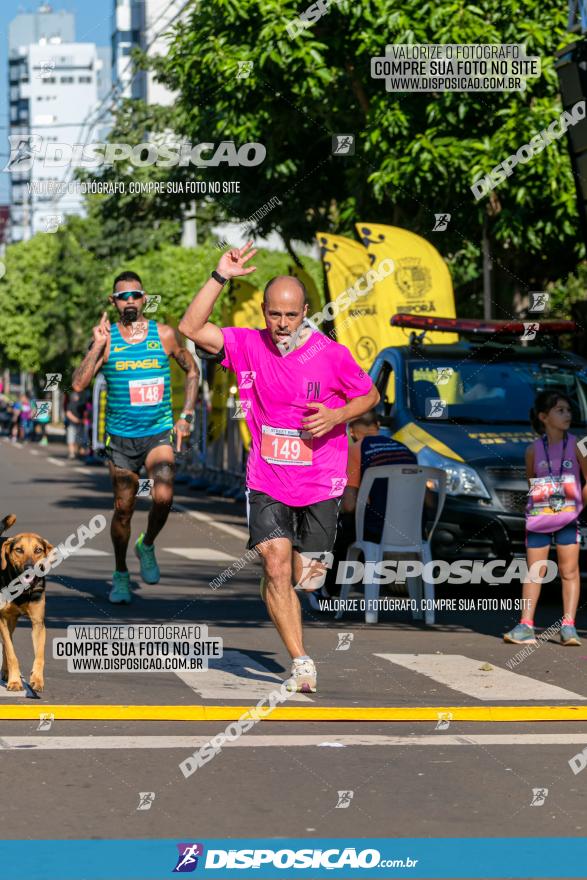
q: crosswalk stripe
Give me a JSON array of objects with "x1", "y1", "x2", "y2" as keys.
[
  {"x1": 174, "y1": 649, "x2": 311, "y2": 703},
  {"x1": 0, "y1": 687, "x2": 29, "y2": 700},
  {"x1": 47, "y1": 457, "x2": 66, "y2": 467},
  {"x1": 211, "y1": 522, "x2": 249, "y2": 539},
  {"x1": 173, "y1": 503, "x2": 249, "y2": 540},
  {"x1": 69, "y1": 548, "x2": 109, "y2": 556},
  {"x1": 163, "y1": 548, "x2": 236, "y2": 561},
  {"x1": 2, "y1": 733, "x2": 587, "y2": 749},
  {"x1": 376, "y1": 653, "x2": 587, "y2": 702}
]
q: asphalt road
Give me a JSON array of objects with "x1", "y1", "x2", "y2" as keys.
[{"x1": 1, "y1": 434, "x2": 587, "y2": 878}]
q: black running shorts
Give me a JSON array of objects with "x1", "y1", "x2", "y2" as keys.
[
  {"x1": 245, "y1": 488, "x2": 341, "y2": 555},
  {"x1": 103, "y1": 429, "x2": 173, "y2": 474}
]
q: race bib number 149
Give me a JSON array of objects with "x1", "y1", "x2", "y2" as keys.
[{"x1": 261, "y1": 425, "x2": 313, "y2": 465}]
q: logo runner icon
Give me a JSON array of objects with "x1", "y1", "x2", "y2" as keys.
[
  {"x1": 173, "y1": 843, "x2": 204, "y2": 872},
  {"x1": 4, "y1": 134, "x2": 43, "y2": 172},
  {"x1": 332, "y1": 134, "x2": 355, "y2": 155}
]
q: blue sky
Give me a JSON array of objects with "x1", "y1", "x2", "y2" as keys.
[{"x1": 0, "y1": 1, "x2": 111, "y2": 201}]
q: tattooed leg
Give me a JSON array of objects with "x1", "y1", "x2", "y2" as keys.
[
  {"x1": 109, "y1": 464, "x2": 139, "y2": 572},
  {"x1": 144, "y1": 447, "x2": 175, "y2": 546}
]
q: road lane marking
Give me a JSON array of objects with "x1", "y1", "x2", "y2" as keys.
[
  {"x1": 175, "y1": 650, "x2": 311, "y2": 702},
  {"x1": 376, "y1": 653, "x2": 587, "y2": 702},
  {"x1": 42, "y1": 472, "x2": 249, "y2": 540},
  {"x1": 4, "y1": 732, "x2": 587, "y2": 750},
  {"x1": 163, "y1": 548, "x2": 236, "y2": 562},
  {"x1": 0, "y1": 688, "x2": 29, "y2": 700},
  {"x1": 29, "y1": 450, "x2": 39, "y2": 456},
  {"x1": 173, "y1": 503, "x2": 249, "y2": 540},
  {"x1": 1, "y1": 705, "x2": 587, "y2": 721},
  {"x1": 47, "y1": 457, "x2": 66, "y2": 467},
  {"x1": 69, "y1": 548, "x2": 109, "y2": 556}
]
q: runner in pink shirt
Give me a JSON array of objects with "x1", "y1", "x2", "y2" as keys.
[{"x1": 179, "y1": 242, "x2": 379, "y2": 693}]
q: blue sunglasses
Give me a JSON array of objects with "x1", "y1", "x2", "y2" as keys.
[{"x1": 113, "y1": 290, "x2": 146, "y2": 302}]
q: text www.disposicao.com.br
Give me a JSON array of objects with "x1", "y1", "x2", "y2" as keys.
[{"x1": 69, "y1": 657, "x2": 202, "y2": 671}]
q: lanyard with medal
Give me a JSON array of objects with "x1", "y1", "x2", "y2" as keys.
[{"x1": 542, "y1": 432, "x2": 568, "y2": 512}]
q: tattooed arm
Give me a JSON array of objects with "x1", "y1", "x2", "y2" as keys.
[
  {"x1": 160, "y1": 325, "x2": 200, "y2": 450},
  {"x1": 71, "y1": 312, "x2": 110, "y2": 392}
]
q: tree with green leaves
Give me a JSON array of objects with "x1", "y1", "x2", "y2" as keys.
[
  {"x1": 0, "y1": 221, "x2": 322, "y2": 378},
  {"x1": 137, "y1": 0, "x2": 576, "y2": 314}
]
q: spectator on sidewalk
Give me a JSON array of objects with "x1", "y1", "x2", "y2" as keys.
[
  {"x1": 65, "y1": 389, "x2": 90, "y2": 459},
  {"x1": 33, "y1": 397, "x2": 51, "y2": 446},
  {"x1": 11, "y1": 393, "x2": 32, "y2": 442}
]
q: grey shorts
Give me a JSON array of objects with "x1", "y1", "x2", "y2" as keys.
[{"x1": 103, "y1": 429, "x2": 173, "y2": 474}]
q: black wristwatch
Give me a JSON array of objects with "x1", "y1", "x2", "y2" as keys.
[
  {"x1": 180, "y1": 412, "x2": 194, "y2": 424},
  {"x1": 211, "y1": 270, "x2": 228, "y2": 286}
]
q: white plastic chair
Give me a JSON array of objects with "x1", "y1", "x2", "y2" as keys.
[{"x1": 335, "y1": 465, "x2": 446, "y2": 625}]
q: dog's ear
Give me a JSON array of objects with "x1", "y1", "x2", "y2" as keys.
[
  {"x1": 0, "y1": 540, "x2": 14, "y2": 570},
  {"x1": 42, "y1": 539, "x2": 54, "y2": 557}
]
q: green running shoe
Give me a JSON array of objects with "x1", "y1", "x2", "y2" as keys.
[
  {"x1": 109, "y1": 571, "x2": 132, "y2": 605},
  {"x1": 560, "y1": 624, "x2": 581, "y2": 646},
  {"x1": 134, "y1": 533, "x2": 160, "y2": 584},
  {"x1": 503, "y1": 623, "x2": 537, "y2": 645}
]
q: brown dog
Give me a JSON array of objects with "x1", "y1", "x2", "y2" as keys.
[{"x1": 0, "y1": 514, "x2": 53, "y2": 692}]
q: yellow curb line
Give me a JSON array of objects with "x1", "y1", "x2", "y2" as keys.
[{"x1": 1, "y1": 705, "x2": 587, "y2": 721}]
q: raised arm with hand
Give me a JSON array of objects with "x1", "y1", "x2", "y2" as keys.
[
  {"x1": 178, "y1": 241, "x2": 257, "y2": 353},
  {"x1": 71, "y1": 312, "x2": 111, "y2": 392}
]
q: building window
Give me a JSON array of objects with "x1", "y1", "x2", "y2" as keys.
[
  {"x1": 60, "y1": 76, "x2": 74, "y2": 83},
  {"x1": 79, "y1": 76, "x2": 92, "y2": 83}
]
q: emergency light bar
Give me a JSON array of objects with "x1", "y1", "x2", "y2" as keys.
[{"x1": 390, "y1": 314, "x2": 577, "y2": 335}]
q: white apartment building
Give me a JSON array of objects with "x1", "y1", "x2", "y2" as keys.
[
  {"x1": 8, "y1": 6, "x2": 110, "y2": 242},
  {"x1": 112, "y1": 0, "x2": 186, "y2": 105}
]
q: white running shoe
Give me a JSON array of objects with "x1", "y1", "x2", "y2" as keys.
[{"x1": 285, "y1": 657, "x2": 317, "y2": 693}]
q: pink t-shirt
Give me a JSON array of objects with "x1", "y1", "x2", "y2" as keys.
[{"x1": 221, "y1": 327, "x2": 373, "y2": 506}]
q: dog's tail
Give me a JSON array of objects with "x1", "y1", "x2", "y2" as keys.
[{"x1": 0, "y1": 514, "x2": 16, "y2": 536}]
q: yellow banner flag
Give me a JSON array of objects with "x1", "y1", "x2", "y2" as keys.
[
  {"x1": 355, "y1": 222, "x2": 458, "y2": 348},
  {"x1": 228, "y1": 279, "x2": 265, "y2": 451},
  {"x1": 315, "y1": 232, "x2": 376, "y2": 365},
  {"x1": 231, "y1": 278, "x2": 265, "y2": 330},
  {"x1": 207, "y1": 292, "x2": 234, "y2": 443},
  {"x1": 288, "y1": 264, "x2": 324, "y2": 314}
]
